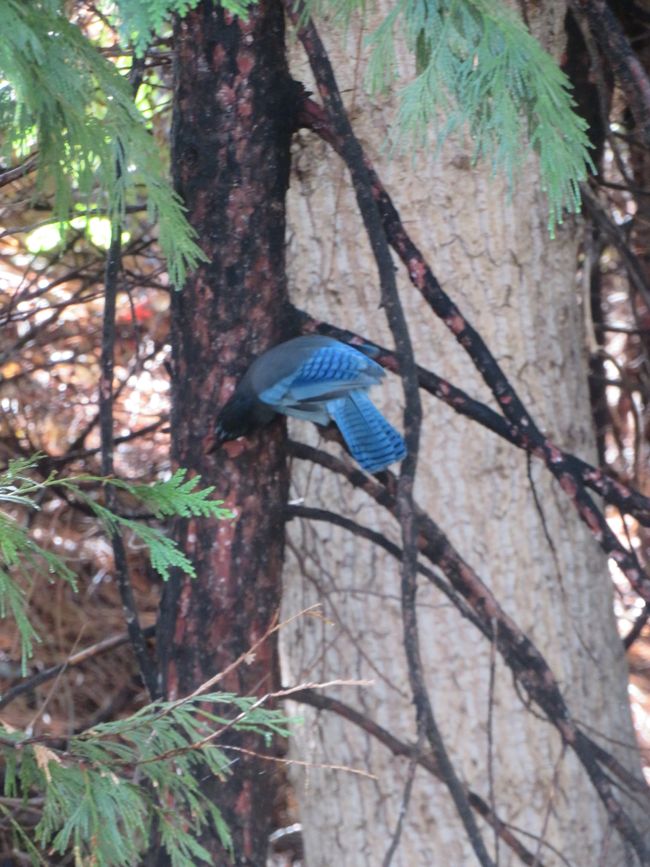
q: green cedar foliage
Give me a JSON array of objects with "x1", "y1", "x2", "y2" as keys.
[
  {"x1": 112, "y1": 0, "x2": 256, "y2": 56},
  {"x1": 1, "y1": 690, "x2": 291, "y2": 865},
  {"x1": 0, "y1": 0, "x2": 206, "y2": 288},
  {"x1": 0, "y1": 456, "x2": 287, "y2": 866},
  {"x1": 306, "y1": 0, "x2": 594, "y2": 231},
  {"x1": 0, "y1": 0, "x2": 592, "y2": 289},
  {"x1": 0, "y1": 456, "x2": 234, "y2": 668}
]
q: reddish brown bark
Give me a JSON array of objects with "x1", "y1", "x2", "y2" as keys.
[{"x1": 157, "y1": 2, "x2": 300, "y2": 862}]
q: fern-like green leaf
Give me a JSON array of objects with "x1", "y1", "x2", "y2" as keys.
[
  {"x1": 113, "y1": 0, "x2": 256, "y2": 56},
  {"x1": 1, "y1": 692, "x2": 290, "y2": 864},
  {"x1": 0, "y1": 1, "x2": 206, "y2": 287},
  {"x1": 0, "y1": 456, "x2": 232, "y2": 664},
  {"x1": 0, "y1": 501, "x2": 76, "y2": 670},
  {"x1": 113, "y1": 469, "x2": 235, "y2": 520},
  {"x1": 306, "y1": 0, "x2": 593, "y2": 230},
  {"x1": 123, "y1": 517, "x2": 197, "y2": 579}
]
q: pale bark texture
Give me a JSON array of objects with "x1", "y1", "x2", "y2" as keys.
[{"x1": 281, "y1": 3, "x2": 646, "y2": 865}]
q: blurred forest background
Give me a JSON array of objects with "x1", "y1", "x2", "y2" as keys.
[{"x1": 0, "y1": 5, "x2": 172, "y2": 725}]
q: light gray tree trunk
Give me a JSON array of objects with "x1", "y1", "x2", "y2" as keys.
[{"x1": 282, "y1": 4, "x2": 645, "y2": 864}]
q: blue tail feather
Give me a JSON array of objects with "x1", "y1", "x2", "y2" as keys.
[{"x1": 327, "y1": 392, "x2": 406, "y2": 473}]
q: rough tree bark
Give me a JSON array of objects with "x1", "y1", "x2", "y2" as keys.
[
  {"x1": 158, "y1": 2, "x2": 300, "y2": 862},
  {"x1": 281, "y1": 3, "x2": 648, "y2": 865}
]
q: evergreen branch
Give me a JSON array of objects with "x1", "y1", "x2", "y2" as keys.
[
  {"x1": 54, "y1": 469, "x2": 234, "y2": 578},
  {"x1": 0, "y1": 691, "x2": 291, "y2": 865},
  {"x1": 60, "y1": 483, "x2": 229, "y2": 581},
  {"x1": 0, "y1": 567, "x2": 41, "y2": 669},
  {"x1": 0, "y1": 802, "x2": 45, "y2": 865},
  {"x1": 416, "y1": 1, "x2": 588, "y2": 226},
  {"x1": 370, "y1": 0, "x2": 593, "y2": 229},
  {"x1": 0, "y1": 456, "x2": 232, "y2": 668},
  {"x1": 0, "y1": 482, "x2": 77, "y2": 669},
  {"x1": 0, "y1": 2, "x2": 206, "y2": 287},
  {"x1": 100, "y1": 162, "x2": 158, "y2": 700},
  {"x1": 303, "y1": 0, "x2": 593, "y2": 229},
  {"x1": 113, "y1": 0, "x2": 256, "y2": 57},
  {"x1": 111, "y1": 469, "x2": 234, "y2": 520}
]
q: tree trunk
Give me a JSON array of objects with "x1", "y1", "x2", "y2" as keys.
[
  {"x1": 281, "y1": 4, "x2": 647, "y2": 865},
  {"x1": 159, "y1": 2, "x2": 299, "y2": 862}
]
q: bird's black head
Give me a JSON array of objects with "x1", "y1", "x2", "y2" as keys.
[{"x1": 211, "y1": 391, "x2": 276, "y2": 451}]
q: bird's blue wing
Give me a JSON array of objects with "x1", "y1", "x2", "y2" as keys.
[
  {"x1": 327, "y1": 392, "x2": 406, "y2": 473},
  {"x1": 258, "y1": 344, "x2": 384, "y2": 407}
]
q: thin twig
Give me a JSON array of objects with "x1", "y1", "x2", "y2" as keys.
[
  {"x1": 132, "y1": 677, "x2": 371, "y2": 767},
  {"x1": 220, "y1": 743, "x2": 376, "y2": 779},
  {"x1": 0, "y1": 154, "x2": 38, "y2": 189},
  {"x1": 26, "y1": 628, "x2": 87, "y2": 731},
  {"x1": 290, "y1": 9, "x2": 494, "y2": 866},
  {"x1": 0, "y1": 626, "x2": 156, "y2": 712},
  {"x1": 531, "y1": 746, "x2": 567, "y2": 867},
  {"x1": 286, "y1": 504, "x2": 487, "y2": 634},
  {"x1": 487, "y1": 619, "x2": 499, "y2": 866},
  {"x1": 581, "y1": 183, "x2": 650, "y2": 309},
  {"x1": 624, "y1": 604, "x2": 650, "y2": 649},
  {"x1": 288, "y1": 441, "x2": 650, "y2": 859},
  {"x1": 293, "y1": 307, "x2": 650, "y2": 525},
  {"x1": 98, "y1": 55, "x2": 158, "y2": 699},
  {"x1": 296, "y1": 100, "x2": 650, "y2": 605},
  {"x1": 569, "y1": 0, "x2": 650, "y2": 147},
  {"x1": 287, "y1": 688, "x2": 547, "y2": 867},
  {"x1": 100, "y1": 222, "x2": 157, "y2": 699},
  {"x1": 381, "y1": 733, "x2": 421, "y2": 867}
]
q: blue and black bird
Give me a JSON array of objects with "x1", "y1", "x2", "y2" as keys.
[{"x1": 213, "y1": 335, "x2": 406, "y2": 473}]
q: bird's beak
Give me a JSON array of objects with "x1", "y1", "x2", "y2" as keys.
[{"x1": 207, "y1": 429, "x2": 225, "y2": 454}]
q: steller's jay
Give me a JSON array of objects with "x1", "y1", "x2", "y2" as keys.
[{"x1": 213, "y1": 335, "x2": 406, "y2": 473}]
